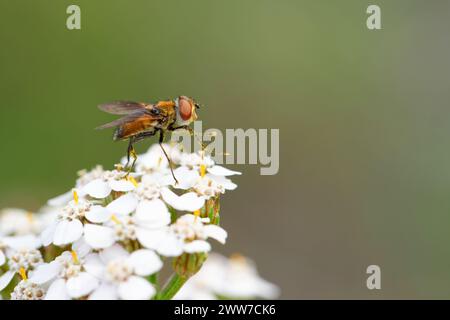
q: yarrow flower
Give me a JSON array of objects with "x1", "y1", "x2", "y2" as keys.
[
  {"x1": 131, "y1": 143, "x2": 183, "y2": 176},
  {"x1": 174, "y1": 253, "x2": 280, "y2": 300},
  {"x1": 84, "y1": 244, "x2": 162, "y2": 300},
  {"x1": 147, "y1": 214, "x2": 227, "y2": 257},
  {"x1": 11, "y1": 280, "x2": 46, "y2": 300},
  {"x1": 0, "y1": 234, "x2": 42, "y2": 291},
  {"x1": 29, "y1": 239, "x2": 97, "y2": 299},
  {"x1": 41, "y1": 191, "x2": 109, "y2": 246},
  {"x1": 0, "y1": 142, "x2": 279, "y2": 300},
  {"x1": 170, "y1": 153, "x2": 241, "y2": 209}
]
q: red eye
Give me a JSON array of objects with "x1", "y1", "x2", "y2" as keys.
[{"x1": 179, "y1": 98, "x2": 192, "y2": 121}]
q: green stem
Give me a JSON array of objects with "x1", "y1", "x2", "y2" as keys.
[{"x1": 159, "y1": 273, "x2": 188, "y2": 300}]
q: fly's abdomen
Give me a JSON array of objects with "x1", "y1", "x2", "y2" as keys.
[{"x1": 113, "y1": 117, "x2": 159, "y2": 140}]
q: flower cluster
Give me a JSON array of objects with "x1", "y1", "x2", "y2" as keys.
[{"x1": 0, "y1": 143, "x2": 248, "y2": 300}]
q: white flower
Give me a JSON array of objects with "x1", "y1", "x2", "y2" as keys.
[
  {"x1": 29, "y1": 240, "x2": 98, "y2": 299},
  {"x1": 179, "y1": 152, "x2": 215, "y2": 169},
  {"x1": 131, "y1": 143, "x2": 183, "y2": 175},
  {"x1": 0, "y1": 208, "x2": 46, "y2": 236},
  {"x1": 47, "y1": 165, "x2": 107, "y2": 207},
  {"x1": 77, "y1": 165, "x2": 107, "y2": 187},
  {"x1": 11, "y1": 280, "x2": 46, "y2": 300},
  {"x1": 170, "y1": 152, "x2": 240, "y2": 205},
  {"x1": 41, "y1": 192, "x2": 110, "y2": 247},
  {"x1": 83, "y1": 198, "x2": 170, "y2": 250},
  {"x1": 81, "y1": 177, "x2": 173, "y2": 249},
  {"x1": 81, "y1": 175, "x2": 204, "y2": 246},
  {"x1": 0, "y1": 235, "x2": 41, "y2": 266},
  {"x1": 174, "y1": 253, "x2": 279, "y2": 300},
  {"x1": 84, "y1": 244, "x2": 162, "y2": 300},
  {"x1": 143, "y1": 214, "x2": 227, "y2": 257},
  {"x1": 0, "y1": 235, "x2": 43, "y2": 292},
  {"x1": 115, "y1": 173, "x2": 205, "y2": 213},
  {"x1": 48, "y1": 167, "x2": 137, "y2": 206},
  {"x1": 217, "y1": 254, "x2": 280, "y2": 299},
  {"x1": 82, "y1": 169, "x2": 136, "y2": 199},
  {"x1": 180, "y1": 152, "x2": 241, "y2": 177}
]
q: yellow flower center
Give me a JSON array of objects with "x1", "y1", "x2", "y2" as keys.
[
  {"x1": 26, "y1": 211, "x2": 34, "y2": 223},
  {"x1": 200, "y1": 165, "x2": 206, "y2": 177},
  {"x1": 19, "y1": 267, "x2": 27, "y2": 280},
  {"x1": 71, "y1": 250, "x2": 79, "y2": 264},
  {"x1": 193, "y1": 209, "x2": 200, "y2": 222},
  {"x1": 73, "y1": 190, "x2": 79, "y2": 204},
  {"x1": 127, "y1": 176, "x2": 138, "y2": 187},
  {"x1": 111, "y1": 214, "x2": 121, "y2": 225}
]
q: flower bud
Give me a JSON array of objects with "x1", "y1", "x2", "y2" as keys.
[
  {"x1": 199, "y1": 196, "x2": 220, "y2": 225},
  {"x1": 173, "y1": 252, "x2": 208, "y2": 277}
]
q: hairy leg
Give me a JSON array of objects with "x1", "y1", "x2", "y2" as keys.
[{"x1": 158, "y1": 129, "x2": 178, "y2": 184}]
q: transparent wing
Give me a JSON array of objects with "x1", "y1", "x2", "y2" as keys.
[
  {"x1": 96, "y1": 111, "x2": 153, "y2": 130},
  {"x1": 98, "y1": 101, "x2": 150, "y2": 115}
]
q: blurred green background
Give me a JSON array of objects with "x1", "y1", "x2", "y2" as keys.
[{"x1": 1, "y1": 0, "x2": 450, "y2": 298}]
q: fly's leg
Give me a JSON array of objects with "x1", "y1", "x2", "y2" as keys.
[
  {"x1": 171, "y1": 125, "x2": 207, "y2": 151},
  {"x1": 124, "y1": 138, "x2": 137, "y2": 178},
  {"x1": 158, "y1": 129, "x2": 178, "y2": 185},
  {"x1": 125, "y1": 138, "x2": 133, "y2": 167},
  {"x1": 122, "y1": 130, "x2": 157, "y2": 178}
]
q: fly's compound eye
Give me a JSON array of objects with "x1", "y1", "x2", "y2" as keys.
[{"x1": 179, "y1": 98, "x2": 192, "y2": 121}]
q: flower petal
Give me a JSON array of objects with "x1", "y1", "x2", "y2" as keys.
[
  {"x1": 208, "y1": 165, "x2": 241, "y2": 176},
  {"x1": 45, "y1": 279, "x2": 70, "y2": 300},
  {"x1": 0, "y1": 251, "x2": 5, "y2": 266},
  {"x1": 29, "y1": 261, "x2": 61, "y2": 285},
  {"x1": 118, "y1": 276, "x2": 156, "y2": 300},
  {"x1": 136, "y1": 227, "x2": 167, "y2": 250},
  {"x1": 66, "y1": 272, "x2": 99, "y2": 298},
  {"x1": 47, "y1": 190, "x2": 73, "y2": 207},
  {"x1": 0, "y1": 270, "x2": 15, "y2": 291},
  {"x1": 72, "y1": 238, "x2": 91, "y2": 258},
  {"x1": 109, "y1": 179, "x2": 135, "y2": 192},
  {"x1": 99, "y1": 244, "x2": 129, "y2": 264},
  {"x1": 161, "y1": 188, "x2": 205, "y2": 212},
  {"x1": 171, "y1": 166, "x2": 200, "y2": 189},
  {"x1": 85, "y1": 205, "x2": 112, "y2": 223},
  {"x1": 209, "y1": 174, "x2": 237, "y2": 190},
  {"x1": 4, "y1": 234, "x2": 41, "y2": 250},
  {"x1": 89, "y1": 283, "x2": 118, "y2": 300},
  {"x1": 83, "y1": 179, "x2": 112, "y2": 199},
  {"x1": 107, "y1": 193, "x2": 138, "y2": 216},
  {"x1": 204, "y1": 225, "x2": 227, "y2": 244},
  {"x1": 40, "y1": 221, "x2": 57, "y2": 247},
  {"x1": 184, "y1": 240, "x2": 211, "y2": 253},
  {"x1": 134, "y1": 199, "x2": 170, "y2": 228},
  {"x1": 83, "y1": 224, "x2": 115, "y2": 249},
  {"x1": 128, "y1": 249, "x2": 163, "y2": 276},
  {"x1": 53, "y1": 219, "x2": 83, "y2": 246},
  {"x1": 155, "y1": 233, "x2": 183, "y2": 257},
  {"x1": 83, "y1": 254, "x2": 104, "y2": 278}
]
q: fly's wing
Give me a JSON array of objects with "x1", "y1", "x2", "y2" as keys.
[
  {"x1": 96, "y1": 111, "x2": 144, "y2": 130},
  {"x1": 98, "y1": 101, "x2": 151, "y2": 115},
  {"x1": 96, "y1": 109, "x2": 162, "y2": 129}
]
